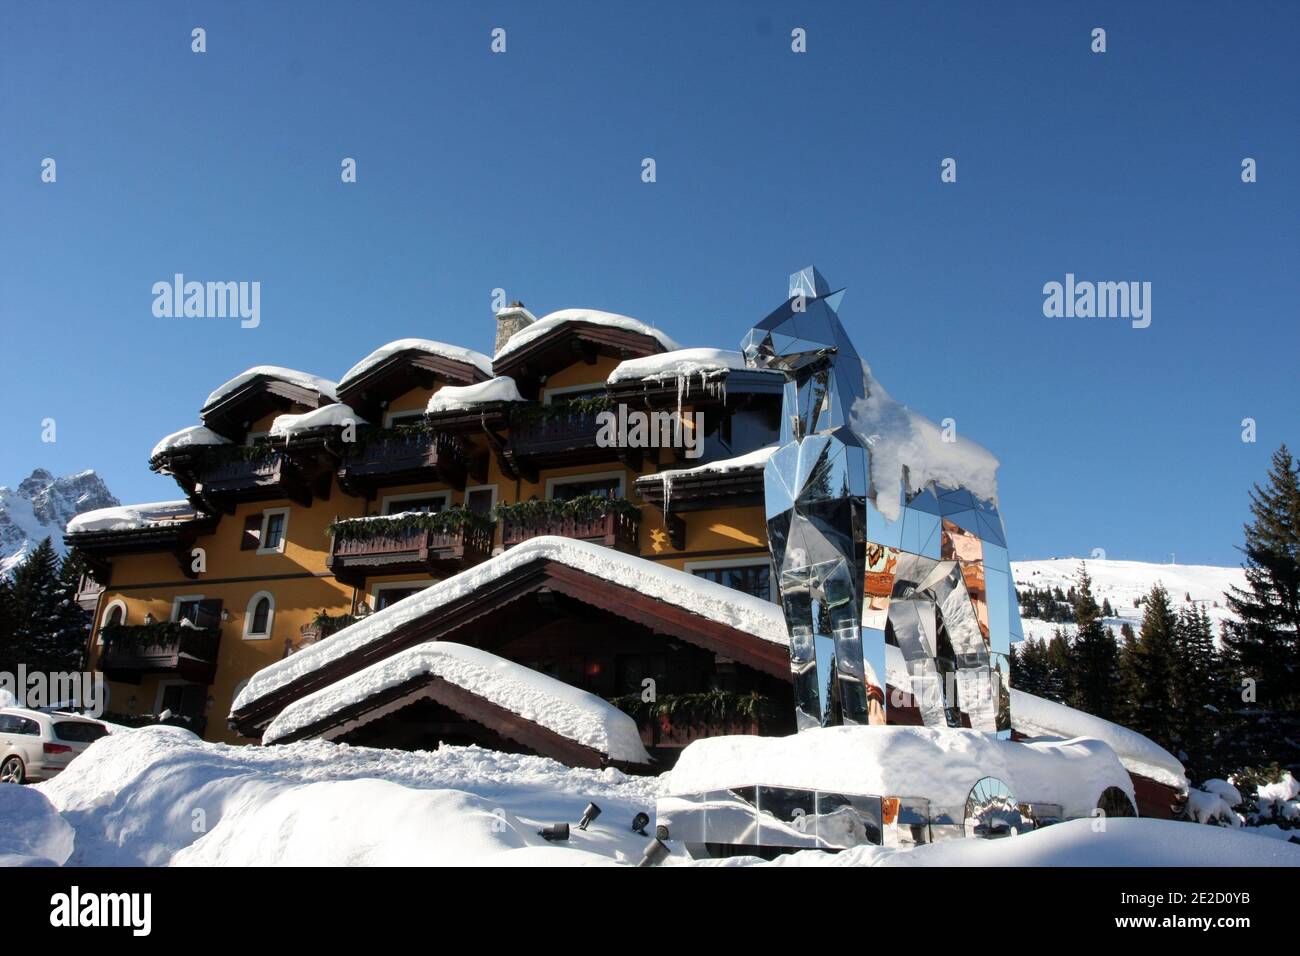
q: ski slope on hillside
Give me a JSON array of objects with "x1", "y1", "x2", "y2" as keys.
[{"x1": 1010, "y1": 558, "x2": 1245, "y2": 644}]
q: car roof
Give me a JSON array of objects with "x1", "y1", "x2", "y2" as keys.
[{"x1": 0, "y1": 707, "x2": 101, "y2": 724}]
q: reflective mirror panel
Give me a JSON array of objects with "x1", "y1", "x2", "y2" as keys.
[{"x1": 964, "y1": 776, "x2": 1022, "y2": 838}]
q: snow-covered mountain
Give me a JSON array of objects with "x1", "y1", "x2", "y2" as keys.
[
  {"x1": 0, "y1": 469, "x2": 118, "y2": 575},
  {"x1": 1010, "y1": 557, "x2": 1246, "y2": 644}
]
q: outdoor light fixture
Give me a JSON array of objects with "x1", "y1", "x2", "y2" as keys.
[
  {"x1": 538, "y1": 823, "x2": 569, "y2": 842},
  {"x1": 143, "y1": 612, "x2": 155, "y2": 624},
  {"x1": 631, "y1": 812, "x2": 650, "y2": 836},
  {"x1": 637, "y1": 839, "x2": 671, "y2": 868},
  {"x1": 577, "y1": 802, "x2": 601, "y2": 830},
  {"x1": 221, "y1": 609, "x2": 231, "y2": 622}
]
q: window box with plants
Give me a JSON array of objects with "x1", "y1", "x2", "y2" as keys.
[
  {"x1": 496, "y1": 494, "x2": 640, "y2": 553},
  {"x1": 325, "y1": 507, "x2": 495, "y2": 582}
]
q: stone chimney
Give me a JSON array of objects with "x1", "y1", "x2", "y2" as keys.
[{"x1": 494, "y1": 301, "x2": 537, "y2": 355}]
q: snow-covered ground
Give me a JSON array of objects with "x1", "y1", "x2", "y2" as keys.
[
  {"x1": 5, "y1": 727, "x2": 1295, "y2": 867},
  {"x1": 1010, "y1": 557, "x2": 1245, "y2": 644}
]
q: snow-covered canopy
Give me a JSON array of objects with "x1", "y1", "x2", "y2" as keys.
[
  {"x1": 149, "y1": 425, "x2": 232, "y2": 460},
  {"x1": 264, "y1": 641, "x2": 651, "y2": 764},
  {"x1": 1008, "y1": 688, "x2": 1186, "y2": 789},
  {"x1": 269, "y1": 403, "x2": 367, "y2": 439},
  {"x1": 66, "y1": 500, "x2": 199, "y2": 535},
  {"x1": 202, "y1": 366, "x2": 338, "y2": 411},
  {"x1": 495, "y1": 308, "x2": 680, "y2": 360},
  {"x1": 607, "y1": 348, "x2": 779, "y2": 386},
  {"x1": 850, "y1": 359, "x2": 1000, "y2": 521},
  {"x1": 667, "y1": 724, "x2": 1133, "y2": 822},
  {"x1": 339, "y1": 339, "x2": 494, "y2": 389},
  {"x1": 426, "y1": 376, "x2": 525, "y2": 414},
  {"x1": 649, "y1": 445, "x2": 776, "y2": 481},
  {"x1": 233, "y1": 536, "x2": 787, "y2": 714}
]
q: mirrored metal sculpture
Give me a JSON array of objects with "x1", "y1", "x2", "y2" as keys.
[
  {"x1": 743, "y1": 267, "x2": 1020, "y2": 735},
  {"x1": 964, "y1": 776, "x2": 1022, "y2": 838}
]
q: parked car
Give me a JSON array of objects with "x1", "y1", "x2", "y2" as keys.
[{"x1": 0, "y1": 708, "x2": 110, "y2": 784}]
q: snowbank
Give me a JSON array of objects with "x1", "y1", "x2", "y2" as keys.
[
  {"x1": 203, "y1": 366, "x2": 337, "y2": 410},
  {"x1": 270, "y1": 403, "x2": 367, "y2": 439},
  {"x1": 666, "y1": 725, "x2": 1133, "y2": 821},
  {"x1": 264, "y1": 641, "x2": 651, "y2": 764},
  {"x1": 850, "y1": 359, "x2": 1000, "y2": 520},
  {"x1": 339, "y1": 339, "x2": 493, "y2": 388},
  {"x1": 757, "y1": 817, "x2": 1300, "y2": 867},
  {"x1": 1009, "y1": 688, "x2": 1186, "y2": 789},
  {"x1": 66, "y1": 500, "x2": 198, "y2": 535},
  {"x1": 495, "y1": 308, "x2": 679, "y2": 359},
  {"x1": 234, "y1": 536, "x2": 787, "y2": 713},
  {"x1": 426, "y1": 376, "x2": 525, "y2": 413},
  {"x1": 608, "y1": 348, "x2": 779, "y2": 385},
  {"x1": 36, "y1": 727, "x2": 659, "y2": 866},
  {"x1": 149, "y1": 424, "x2": 231, "y2": 460},
  {"x1": 0, "y1": 785, "x2": 75, "y2": 866},
  {"x1": 1186, "y1": 787, "x2": 1241, "y2": 826}
]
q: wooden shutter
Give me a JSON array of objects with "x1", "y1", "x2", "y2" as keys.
[{"x1": 240, "y1": 514, "x2": 262, "y2": 550}]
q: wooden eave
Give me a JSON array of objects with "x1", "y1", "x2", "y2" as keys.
[
  {"x1": 606, "y1": 368, "x2": 787, "y2": 409},
  {"x1": 199, "y1": 375, "x2": 331, "y2": 441},
  {"x1": 268, "y1": 671, "x2": 648, "y2": 772},
  {"x1": 492, "y1": 322, "x2": 668, "y2": 394},
  {"x1": 337, "y1": 350, "x2": 491, "y2": 422},
  {"x1": 634, "y1": 467, "x2": 766, "y2": 512}
]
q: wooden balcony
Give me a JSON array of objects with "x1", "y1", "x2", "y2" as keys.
[
  {"x1": 500, "y1": 502, "x2": 640, "y2": 554},
  {"x1": 196, "y1": 450, "x2": 311, "y2": 510},
  {"x1": 99, "y1": 623, "x2": 222, "y2": 685},
  {"x1": 336, "y1": 429, "x2": 468, "y2": 496},
  {"x1": 504, "y1": 407, "x2": 622, "y2": 476},
  {"x1": 328, "y1": 521, "x2": 494, "y2": 585}
]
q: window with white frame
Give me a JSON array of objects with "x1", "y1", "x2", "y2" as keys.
[
  {"x1": 99, "y1": 599, "x2": 127, "y2": 644},
  {"x1": 257, "y1": 508, "x2": 290, "y2": 554},
  {"x1": 464, "y1": 484, "x2": 497, "y2": 516},
  {"x1": 243, "y1": 591, "x2": 275, "y2": 640},
  {"x1": 384, "y1": 409, "x2": 426, "y2": 428}
]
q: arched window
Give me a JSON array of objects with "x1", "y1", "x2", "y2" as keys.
[
  {"x1": 243, "y1": 591, "x2": 275, "y2": 640},
  {"x1": 99, "y1": 600, "x2": 127, "y2": 644}
]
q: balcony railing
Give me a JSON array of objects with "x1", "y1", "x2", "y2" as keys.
[
  {"x1": 194, "y1": 449, "x2": 305, "y2": 509},
  {"x1": 499, "y1": 499, "x2": 639, "y2": 554},
  {"x1": 337, "y1": 429, "x2": 467, "y2": 493},
  {"x1": 505, "y1": 406, "x2": 612, "y2": 471},
  {"x1": 327, "y1": 518, "x2": 494, "y2": 584},
  {"x1": 99, "y1": 622, "x2": 222, "y2": 684}
]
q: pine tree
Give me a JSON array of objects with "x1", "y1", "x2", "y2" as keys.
[
  {"x1": 1044, "y1": 628, "x2": 1073, "y2": 704},
  {"x1": 1131, "y1": 583, "x2": 1178, "y2": 747},
  {"x1": 1116, "y1": 623, "x2": 1143, "y2": 728},
  {"x1": 1012, "y1": 637, "x2": 1051, "y2": 697},
  {"x1": 1223, "y1": 445, "x2": 1300, "y2": 773},
  {"x1": 1068, "y1": 564, "x2": 1120, "y2": 719},
  {"x1": 1171, "y1": 603, "x2": 1219, "y2": 779}
]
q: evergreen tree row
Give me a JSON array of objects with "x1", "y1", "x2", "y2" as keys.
[
  {"x1": 0, "y1": 537, "x2": 91, "y2": 677},
  {"x1": 1012, "y1": 445, "x2": 1300, "y2": 785}
]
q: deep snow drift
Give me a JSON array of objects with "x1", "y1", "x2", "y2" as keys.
[{"x1": 6, "y1": 728, "x2": 1295, "y2": 867}]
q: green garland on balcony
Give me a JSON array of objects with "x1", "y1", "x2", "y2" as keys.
[
  {"x1": 494, "y1": 494, "x2": 640, "y2": 525},
  {"x1": 326, "y1": 506, "x2": 493, "y2": 542},
  {"x1": 177, "y1": 441, "x2": 278, "y2": 466},
  {"x1": 511, "y1": 394, "x2": 613, "y2": 426},
  {"x1": 607, "y1": 689, "x2": 775, "y2": 726},
  {"x1": 100, "y1": 621, "x2": 218, "y2": 654}
]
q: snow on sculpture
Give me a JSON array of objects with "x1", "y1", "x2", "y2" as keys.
[{"x1": 742, "y1": 267, "x2": 1017, "y2": 736}]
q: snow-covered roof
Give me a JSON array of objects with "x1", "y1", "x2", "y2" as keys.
[
  {"x1": 66, "y1": 500, "x2": 199, "y2": 535},
  {"x1": 338, "y1": 339, "x2": 494, "y2": 389},
  {"x1": 233, "y1": 536, "x2": 786, "y2": 713},
  {"x1": 494, "y1": 308, "x2": 679, "y2": 360},
  {"x1": 1008, "y1": 688, "x2": 1186, "y2": 789},
  {"x1": 607, "y1": 348, "x2": 781, "y2": 386},
  {"x1": 426, "y1": 376, "x2": 525, "y2": 414},
  {"x1": 850, "y1": 358, "x2": 1000, "y2": 521},
  {"x1": 149, "y1": 425, "x2": 232, "y2": 461},
  {"x1": 269, "y1": 403, "x2": 367, "y2": 439},
  {"x1": 202, "y1": 366, "x2": 338, "y2": 411},
  {"x1": 667, "y1": 724, "x2": 1133, "y2": 821},
  {"x1": 263, "y1": 641, "x2": 651, "y2": 764}
]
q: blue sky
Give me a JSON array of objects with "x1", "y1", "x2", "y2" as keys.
[{"x1": 1, "y1": 0, "x2": 1296, "y2": 566}]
